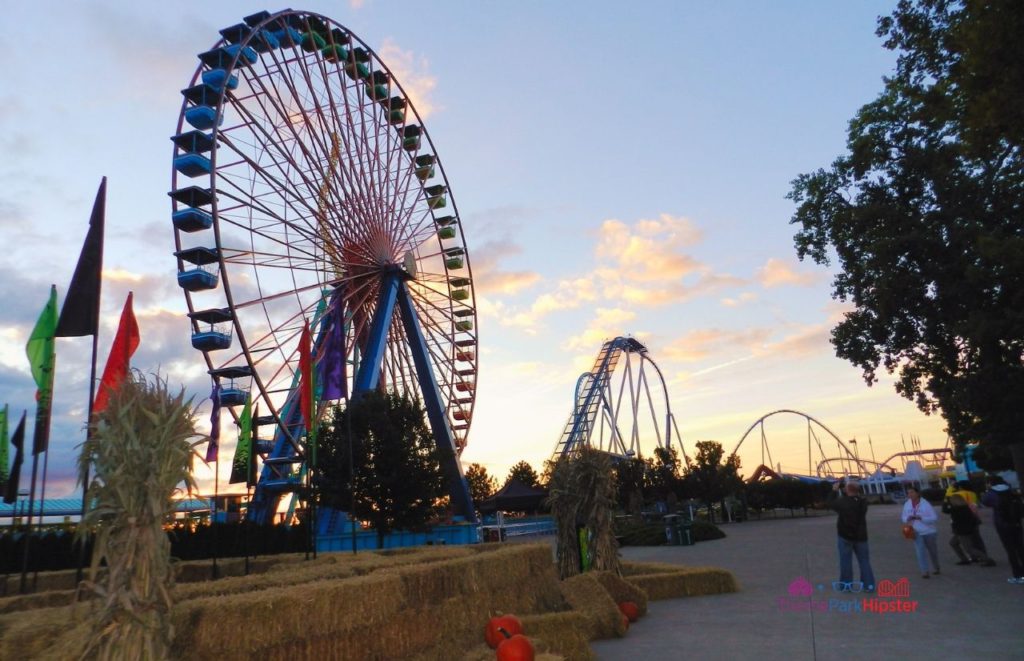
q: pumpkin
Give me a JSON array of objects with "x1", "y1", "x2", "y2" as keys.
[
  {"x1": 618, "y1": 601, "x2": 640, "y2": 623},
  {"x1": 620, "y1": 613, "x2": 630, "y2": 632},
  {"x1": 485, "y1": 614, "x2": 523, "y2": 649},
  {"x1": 496, "y1": 634, "x2": 535, "y2": 661}
]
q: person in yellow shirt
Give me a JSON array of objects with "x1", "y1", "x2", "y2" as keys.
[{"x1": 944, "y1": 481, "x2": 989, "y2": 562}]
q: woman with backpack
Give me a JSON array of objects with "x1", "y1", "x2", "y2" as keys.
[{"x1": 981, "y1": 476, "x2": 1024, "y2": 584}]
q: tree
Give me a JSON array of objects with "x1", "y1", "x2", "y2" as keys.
[
  {"x1": 506, "y1": 460, "x2": 540, "y2": 488},
  {"x1": 684, "y1": 441, "x2": 743, "y2": 523},
  {"x1": 649, "y1": 446, "x2": 683, "y2": 504},
  {"x1": 788, "y1": 0, "x2": 1024, "y2": 485},
  {"x1": 464, "y1": 463, "x2": 498, "y2": 506},
  {"x1": 318, "y1": 392, "x2": 447, "y2": 547},
  {"x1": 613, "y1": 457, "x2": 650, "y2": 513}
]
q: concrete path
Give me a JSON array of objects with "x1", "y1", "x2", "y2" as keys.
[{"x1": 591, "y1": 505, "x2": 1024, "y2": 661}]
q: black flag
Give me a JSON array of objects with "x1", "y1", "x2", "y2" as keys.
[
  {"x1": 55, "y1": 177, "x2": 106, "y2": 337},
  {"x1": 2, "y1": 412, "x2": 26, "y2": 504}
]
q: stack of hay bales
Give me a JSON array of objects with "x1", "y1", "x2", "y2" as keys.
[{"x1": 0, "y1": 543, "x2": 739, "y2": 660}]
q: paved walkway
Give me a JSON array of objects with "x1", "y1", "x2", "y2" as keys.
[{"x1": 592, "y1": 505, "x2": 1024, "y2": 661}]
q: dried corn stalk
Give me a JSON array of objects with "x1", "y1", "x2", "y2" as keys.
[{"x1": 76, "y1": 371, "x2": 204, "y2": 660}]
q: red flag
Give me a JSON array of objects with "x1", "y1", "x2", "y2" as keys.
[
  {"x1": 94, "y1": 292, "x2": 140, "y2": 414},
  {"x1": 298, "y1": 319, "x2": 312, "y2": 432}
]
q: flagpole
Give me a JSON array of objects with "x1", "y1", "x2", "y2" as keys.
[
  {"x1": 76, "y1": 332, "x2": 100, "y2": 586},
  {"x1": 34, "y1": 446, "x2": 50, "y2": 589},
  {"x1": 20, "y1": 449, "x2": 40, "y2": 593},
  {"x1": 212, "y1": 457, "x2": 220, "y2": 579}
]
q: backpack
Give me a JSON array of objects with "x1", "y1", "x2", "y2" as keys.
[{"x1": 999, "y1": 491, "x2": 1024, "y2": 527}]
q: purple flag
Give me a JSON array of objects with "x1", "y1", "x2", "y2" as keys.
[
  {"x1": 319, "y1": 300, "x2": 347, "y2": 400},
  {"x1": 206, "y1": 383, "x2": 220, "y2": 462}
]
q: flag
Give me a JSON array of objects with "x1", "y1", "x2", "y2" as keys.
[
  {"x1": 93, "y1": 292, "x2": 140, "y2": 414},
  {"x1": 249, "y1": 404, "x2": 259, "y2": 487},
  {"x1": 206, "y1": 383, "x2": 221, "y2": 463},
  {"x1": 0, "y1": 404, "x2": 8, "y2": 490},
  {"x1": 318, "y1": 299, "x2": 347, "y2": 401},
  {"x1": 2, "y1": 412, "x2": 26, "y2": 505},
  {"x1": 299, "y1": 319, "x2": 313, "y2": 431},
  {"x1": 55, "y1": 177, "x2": 106, "y2": 337},
  {"x1": 229, "y1": 396, "x2": 252, "y2": 484},
  {"x1": 298, "y1": 319, "x2": 316, "y2": 467},
  {"x1": 26, "y1": 285, "x2": 58, "y2": 455}
]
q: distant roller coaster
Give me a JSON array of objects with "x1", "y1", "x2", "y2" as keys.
[{"x1": 732, "y1": 409, "x2": 950, "y2": 480}]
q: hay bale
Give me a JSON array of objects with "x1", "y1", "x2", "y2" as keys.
[
  {"x1": 0, "y1": 604, "x2": 89, "y2": 660},
  {"x1": 1, "y1": 568, "x2": 82, "y2": 594},
  {"x1": 171, "y1": 572, "x2": 407, "y2": 659},
  {"x1": 593, "y1": 571, "x2": 648, "y2": 616},
  {"x1": 559, "y1": 573, "x2": 627, "y2": 640},
  {"x1": 521, "y1": 611, "x2": 594, "y2": 660},
  {"x1": 0, "y1": 588, "x2": 78, "y2": 614},
  {"x1": 169, "y1": 544, "x2": 566, "y2": 660},
  {"x1": 625, "y1": 566, "x2": 738, "y2": 600}
]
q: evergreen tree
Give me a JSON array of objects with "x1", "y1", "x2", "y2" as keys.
[{"x1": 318, "y1": 392, "x2": 447, "y2": 547}]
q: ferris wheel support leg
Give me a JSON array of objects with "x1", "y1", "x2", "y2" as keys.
[
  {"x1": 352, "y1": 272, "x2": 401, "y2": 393},
  {"x1": 396, "y1": 281, "x2": 478, "y2": 523}
]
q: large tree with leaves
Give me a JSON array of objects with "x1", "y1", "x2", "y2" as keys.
[
  {"x1": 788, "y1": 0, "x2": 1024, "y2": 484},
  {"x1": 318, "y1": 391, "x2": 447, "y2": 547}
]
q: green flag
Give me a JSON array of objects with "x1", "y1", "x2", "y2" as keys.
[
  {"x1": 229, "y1": 396, "x2": 252, "y2": 485},
  {"x1": 0, "y1": 404, "x2": 8, "y2": 487},
  {"x1": 26, "y1": 285, "x2": 58, "y2": 455}
]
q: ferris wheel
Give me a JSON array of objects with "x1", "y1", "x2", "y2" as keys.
[{"x1": 169, "y1": 9, "x2": 478, "y2": 523}]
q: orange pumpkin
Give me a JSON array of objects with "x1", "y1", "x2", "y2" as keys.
[
  {"x1": 496, "y1": 634, "x2": 535, "y2": 661},
  {"x1": 618, "y1": 601, "x2": 640, "y2": 623},
  {"x1": 620, "y1": 613, "x2": 630, "y2": 632},
  {"x1": 485, "y1": 614, "x2": 523, "y2": 649}
]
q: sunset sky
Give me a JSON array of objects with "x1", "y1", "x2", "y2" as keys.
[{"x1": 0, "y1": 0, "x2": 950, "y2": 500}]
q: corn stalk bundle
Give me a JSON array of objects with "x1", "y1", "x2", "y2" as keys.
[
  {"x1": 547, "y1": 448, "x2": 620, "y2": 579},
  {"x1": 76, "y1": 371, "x2": 204, "y2": 660}
]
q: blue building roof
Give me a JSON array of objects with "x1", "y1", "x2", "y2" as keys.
[{"x1": 1, "y1": 497, "x2": 213, "y2": 519}]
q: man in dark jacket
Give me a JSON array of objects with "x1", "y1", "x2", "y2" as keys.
[
  {"x1": 828, "y1": 479, "x2": 875, "y2": 591},
  {"x1": 981, "y1": 476, "x2": 1024, "y2": 583}
]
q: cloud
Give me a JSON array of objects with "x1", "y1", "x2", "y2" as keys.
[
  {"x1": 563, "y1": 307, "x2": 638, "y2": 352},
  {"x1": 721, "y1": 292, "x2": 757, "y2": 308},
  {"x1": 662, "y1": 328, "x2": 773, "y2": 362},
  {"x1": 757, "y1": 258, "x2": 820, "y2": 288},
  {"x1": 379, "y1": 39, "x2": 440, "y2": 119},
  {"x1": 471, "y1": 239, "x2": 541, "y2": 296},
  {"x1": 596, "y1": 215, "x2": 704, "y2": 283}
]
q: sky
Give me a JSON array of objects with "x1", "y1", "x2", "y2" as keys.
[{"x1": 0, "y1": 0, "x2": 952, "y2": 501}]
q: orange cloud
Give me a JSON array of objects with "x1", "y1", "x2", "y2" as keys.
[
  {"x1": 379, "y1": 39, "x2": 439, "y2": 119},
  {"x1": 757, "y1": 258, "x2": 820, "y2": 288}
]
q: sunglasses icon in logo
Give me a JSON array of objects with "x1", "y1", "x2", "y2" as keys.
[{"x1": 831, "y1": 581, "x2": 864, "y2": 593}]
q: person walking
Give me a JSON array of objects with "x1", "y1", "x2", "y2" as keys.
[
  {"x1": 901, "y1": 486, "x2": 940, "y2": 578},
  {"x1": 981, "y1": 476, "x2": 1024, "y2": 584},
  {"x1": 828, "y1": 479, "x2": 876, "y2": 592},
  {"x1": 947, "y1": 493, "x2": 997, "y2": 567},
  {"x1": 946, "y1": 480, "x2": 990, "y2": 559}
]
